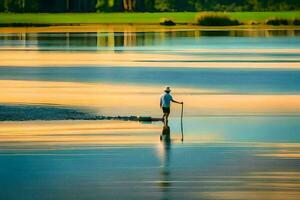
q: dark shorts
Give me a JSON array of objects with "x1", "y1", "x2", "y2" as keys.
[{"x1": 162, "y1": 107, "x2": 170, "y2": 114}]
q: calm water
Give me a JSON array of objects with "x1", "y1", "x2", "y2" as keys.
[
  {"x1": 1, "y1": 29, "x2": 300, "y2": 50},
  {"x1": 1, "y1": 30, "x2": 300, "y2": 94},
  {"x1": 1, "y1": 67, "x2": 300, "y2": 93},
  {"x1": 0, "y1": 28, "x2": 300, "y2": 200},
  {"x1": 1, "y1": 117, "x2": 300, "y2": 200}
]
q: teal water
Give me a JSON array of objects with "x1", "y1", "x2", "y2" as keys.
[
  {"x1": 1, "y1": 117, "x2": 300, "y2": 200},
  {"x1": 1, "y1": 30, "x2": 300, "y2": 94},
  {"x1": 1, "y1": 67, "x2": 300, "y2": 94}
]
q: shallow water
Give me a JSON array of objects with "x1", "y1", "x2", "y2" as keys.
[
  {"x1": 0, "y1": 118, "x2": 300, "y2": 200},
  {"x1": 0, "y1": 28, "x2": 300, "y2": 200}
]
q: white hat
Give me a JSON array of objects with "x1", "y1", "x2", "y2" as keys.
[{"x1": 164, "y1": 86, "x2": 171, "y2": 92}]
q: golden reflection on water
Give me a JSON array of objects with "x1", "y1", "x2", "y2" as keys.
[
  {"x1": 3, "y1": 119, "x2": 299, "y2": 149},
  {"x1": 200, "y1": 191, "x2": 300, "y2": 200},
  {"x1": 256, "y1": 153, "x2": 300, "y2": 158},
  {"x1": 1, "y1": 51, "x2": 300, "y2": 68},
  {"x1": 0, "y1": 120, "x2": 219, "y2": 148},
  {"x1": 0, "y1": 120, "x2": 161, "y2": 147}
]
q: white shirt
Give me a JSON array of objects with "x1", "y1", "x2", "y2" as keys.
[{"x1": 160, "y1": 93, "x2": 173, "y2": 108}]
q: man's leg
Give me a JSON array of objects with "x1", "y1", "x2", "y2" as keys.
[
  {"x1": 165, "y1": 113, "x2": 169, "y2": 125},
  {"x1": 162, "y1": 112, "x2": 166, "y2": 125},
  {"x1": 162, "y1": 112, "x2": 166, "y2": 121}
]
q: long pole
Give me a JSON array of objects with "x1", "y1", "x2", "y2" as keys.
[{"x1": 181, "y1": 103, "x2": 184, "y2": 142}]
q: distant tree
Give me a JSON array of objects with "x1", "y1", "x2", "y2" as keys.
[
  {"x1": 96, "y1": 0, "x2": 117, "y2": 12},
  {"x1": 4, "y1": 0, "x2": 25, "y2": 12},
  {"x1": 172, "y1": 0, "x2": 194, "y2": 11},
  {"x1": 135, "y1": 0, "x2": 155, "y2": 12},
  {"x1": 191, "y1": 0, "x2": 203, "y2": 11},
  {"x1": 24, "y1": 0, "x2": 39, "y2": 12},
  {"x1": 96, "y1": 0, "x2": 106, "y2": 12},
  {"x1": 154, "y1": 0, "x2": 174, "y2": 11},
  {"x1": 112, "y1": 0, "x2": 123, "y2": 12},
  {"x1": 144, "y1": 0, "x2": 155, "y2": 12},
  {"x1": 123, "y1": 0, "x2": 135, "y2": 11},
  {"x1": 1, "y1": 0, "x2": 300, "y2": 13},
  {"x1": 247, "y1": 0, "x2": 260, "y2": 11},
  {"x1": 37, "y1": 0, "x2": 65, "y2": 12},
  {"x1": 0, "y1": 0, "x2": 4, "y2": 12}
]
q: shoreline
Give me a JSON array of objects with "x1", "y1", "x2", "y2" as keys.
[{"x1": 0, "y1": 24, "x2": 300, "y2": 33}]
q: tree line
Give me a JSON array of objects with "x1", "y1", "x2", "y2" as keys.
[{"x1": 0, "y1": 0, "x2": 299, "y2": 13}]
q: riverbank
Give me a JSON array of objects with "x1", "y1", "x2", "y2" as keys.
[
  {"x1": 0, "y1": 11, "x2": 299, "y2": 27},
  {"x1": 1, "y1": 24, "x2": 300, "y2": 33}
]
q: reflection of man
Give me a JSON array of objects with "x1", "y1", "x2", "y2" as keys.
[
  {"x1": 160, "y1": 125, "x2": 171, "y2": 142},
  {"x1": 159, "y1": 125, "x2": 172, "y2": 194},
  {"x1": 160, "y1": 86, "x2": 183, "y2": 125}
]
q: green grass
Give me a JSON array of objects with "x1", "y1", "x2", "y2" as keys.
[
  {"x1": 229, "y1": 11, "x2": 300, "y2": 23},
  {"x1": 0, "y1": 11, "x2": 299, "y2": 25},
  {"x1": 195, "y1": 12, "x2": 241, "y2": 26}
]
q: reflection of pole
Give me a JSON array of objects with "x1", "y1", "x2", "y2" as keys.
[{"x1": 181, "y1": 103, "x2": 184, "y2": 142}]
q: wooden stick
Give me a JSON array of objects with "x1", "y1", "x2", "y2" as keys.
[{"x1": 181, "y1": 103, "x2": 184, "y2": 141}]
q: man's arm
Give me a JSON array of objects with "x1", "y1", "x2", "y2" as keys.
[{"x1": 171, "y1": 99, "x2": 183, "y2": 104}]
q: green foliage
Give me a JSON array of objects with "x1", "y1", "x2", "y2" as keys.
[
  {"x1": 4, "y1": 0, "x2": 25, "y2": 12},
  {"x1": 265, "y1": 18, "x2": 289, "y2": 25},
  {"x1": 159, "y1": 17, "x2": 176, "y2": 26},
  {"x1": 0, "y1": 0, "x2": 300, "y2": 13},
  {"x1": 96, "y1": 0, "x2": 106, "y2": 12},
  {"x1": 154, "y1": 0, "x2": 173, "y2": 12},
  {"x1": 293, "y1": 18, "x2": 300, "y2": 25},
  {"x1": 95, "y1": 0, "x2": 121, "y2": 12},
  {"x1": 195, "y1": 12, "x2": 241, "y2": 26},
  {"x1": 123, "y1": 0, "x2": 135, "y2": 11},
  {"x1": 24, "y1": 0, "x2": 39, "y2": 12},
  {"x1": 136, "y1": 0, "x2": 155, "y2": 12}
]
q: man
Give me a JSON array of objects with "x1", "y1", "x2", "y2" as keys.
[{"x1": 160, "y1": 86, "x2": 183, "y2": 125}]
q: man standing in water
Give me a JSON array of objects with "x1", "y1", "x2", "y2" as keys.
[{"x1": 160, "y1": 86, "x2": 183, "y2": 125}]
